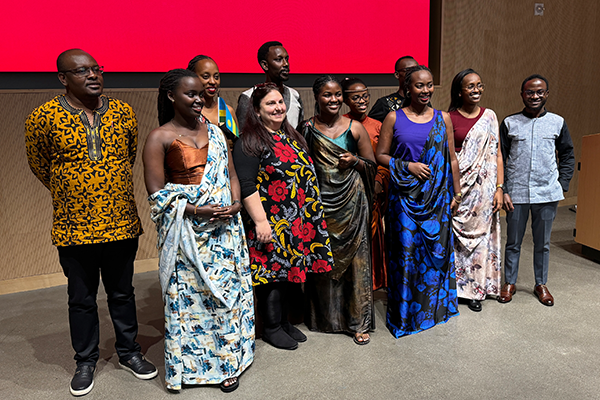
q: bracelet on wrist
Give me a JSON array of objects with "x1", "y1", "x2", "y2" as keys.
[
  {"x1": 352, "y1": 157, "x2": 360, "y2": 168},
  {"x1": 194, "y1": 205, "x2": 198, "y2": 215},
  {"x1": 496, "y1": 184, "x2": 504, "y2": 191},
  {"x1": 232, "y1": 200, "x2": 240, "y2": 205}
]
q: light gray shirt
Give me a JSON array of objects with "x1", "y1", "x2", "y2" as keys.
[{"x1": 500, "y1": 109, "x2": 575, "y2": 204}]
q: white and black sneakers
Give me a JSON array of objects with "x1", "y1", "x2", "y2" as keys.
[
  {"x1": 70, "y1": 354, "x2": 157, "y2": 396},
  {"x1": 70, "y1": 365, "x2": 95, "y2": 397},
  {"x1": 118, "y1": 354, "x2": 158, "y2": 380}
]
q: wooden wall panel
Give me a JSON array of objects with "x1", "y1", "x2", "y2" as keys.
[
  {"x1": 434, "y1": 0, "x2": 600, "y2": 200},
  {"x1": 2, "y1": 0, "x2": 599, "y2": 287},
  {"x1": 0, "y1": 85, "x2": 394, "y2": 286}
]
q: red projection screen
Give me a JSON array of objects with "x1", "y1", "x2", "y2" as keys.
[{"x1": 1, "y1": 0, "x2": 430, "y2": 73}]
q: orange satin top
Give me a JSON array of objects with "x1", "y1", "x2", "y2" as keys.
[{"x1": 165, "y1": 139, "x2": 208, "y2": 185}]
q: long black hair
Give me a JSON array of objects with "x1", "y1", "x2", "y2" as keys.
[
  {"x1": 241, "y1": 82, "x2": 308, "y2": 157},
  {"x1": 448, "y1": 68, "x2": 479, "y2": 112},
  {"x1": 312, "y1": 75, "x2": 340, "y2": 114},
  {"x1": 157, "y1": 69, "x2": 199, "y2": 126},
  {"x1": 401, "y1": 65, "x2": 433, "y2": 108}
]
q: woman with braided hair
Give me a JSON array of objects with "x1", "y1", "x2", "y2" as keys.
[{"x1": 143, "y1": 69, "x2": 253, "y2": 393}]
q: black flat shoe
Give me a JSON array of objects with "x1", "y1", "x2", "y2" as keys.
[
  {"x1": 468, "y1": 299, "x2": 482, "y2": 312},
  {"x1": 262, "y1": 326, "x2": 298, "y2": 350}
]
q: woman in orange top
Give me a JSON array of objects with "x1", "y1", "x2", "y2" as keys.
[{"x1": 342, "y1": 77, "x2": 390, "y2": 290}]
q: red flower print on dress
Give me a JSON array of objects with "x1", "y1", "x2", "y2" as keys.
[
  {"x1": 311, "y1": 259, "x2": 331, "y2": 273},
  {"x1": 272, "y1": 134, "x2": 281, "y2": 141},
  {"x1": 265, "y1": 165, "x2": 275, "y2": 174},
  {"x1": 301, "y1": 222, "x2": 316, "y2": 242},
  {"x1": 273, "y1": 142, "x2": 298, "y2": 163},
  {"x1": 321, "y1": 220, "x2": 327, "y2": 230},
  {"x1": 297, "y1": 188, "x2": 306, "y2": 208},
  {"x1": 249, "y1": 248, "x2": 268, "y2": 266},
  {"x1": 291, "y1": 218, "x2": 303, "y2": 237},
  {"x1": 298, "y1": 242, "x2": 310, "y2": 256},
  {"x1": 292, "y1": 219, "x2": 316, "y2": 242},
  {"x1": 271, "y1": 262, "x2": 282, "y2": 272},
  {"x1": 268, "y1": 180, "x2": 288, "y2": 202},
  {"x1": 288, "y1": 266, "x2": 306, "y2": 283},
  {"x1": 270, "y1": 205, "x2": 280, "y2": 214}
]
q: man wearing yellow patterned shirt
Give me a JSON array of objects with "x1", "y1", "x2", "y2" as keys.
[{"x1": 25, "y1": 49, "x2": 156, "y2": 397}]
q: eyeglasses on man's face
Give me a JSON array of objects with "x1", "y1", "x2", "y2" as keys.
[
  {"x1": 61, "y1": 66, "x2": 104, "y2": 77},
  {"x1": 523, "y1": 89, "x2": 547, "y2": 97}
]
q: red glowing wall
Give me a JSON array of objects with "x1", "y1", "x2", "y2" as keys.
[{"x1": 1, "y1": 0, "x2": 429, "y2": 73}]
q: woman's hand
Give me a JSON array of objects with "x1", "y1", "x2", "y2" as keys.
[
  {"x1": 338, "y1": 152, "x2": 359, "y2": 170},
  {"x1": 408, "y1": 162, "x2": 431, "y2": 181},
  {"x1": 189, "y1": 202, "x2": 241, "y2": 222},
  {"x1": 213, "y1": 201, "x2": 242, "y2": 220},
  {"x1": 255, "y1": 220, "x2": 273, "y2": 243},
  {"x1": 450, "y1": 197, "x2": 459, "y2": 216},
  {"x1": 190, "y1": 203, "x2": 223, "y2": 219},
  {"x1": 492, "y1": 189, "x2": 504, "y2": 213}
]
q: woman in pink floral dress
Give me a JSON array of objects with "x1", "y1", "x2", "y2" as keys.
[{"x1": 448, "y1": 69, "x2": 504, "y2": 312}]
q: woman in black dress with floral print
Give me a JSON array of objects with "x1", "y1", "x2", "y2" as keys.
[{"x1": 233, "y1": 83, "x2": 334, "y2": 350}]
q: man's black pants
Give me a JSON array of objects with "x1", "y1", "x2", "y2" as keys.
[{"x1": 58, "y1": 238, "x2": 141, "y2": 366}]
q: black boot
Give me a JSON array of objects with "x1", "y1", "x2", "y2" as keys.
[
  {"x1": 259, "y1": 283, "x2": 298, "y2": 350},
  {"x1": 280, "y1": 284, "x2": 307, "y2": 342}
]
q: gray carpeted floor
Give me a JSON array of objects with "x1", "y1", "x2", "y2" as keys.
[{"x1": 1, "y1": 206, "x2": 598, "y2": 400}]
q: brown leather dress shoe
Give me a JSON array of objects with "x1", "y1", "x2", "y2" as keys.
[
  {"x1": 498, "y1": 283, "x2": 516, "y2": 303},
  {"x1": 534, "y1": 285, "x2": 554, "y2": 306}
]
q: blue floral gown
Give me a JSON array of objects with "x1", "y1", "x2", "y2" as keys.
[{"x1": 386, "y1": 109, "x2": 459, "y2": 338}]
